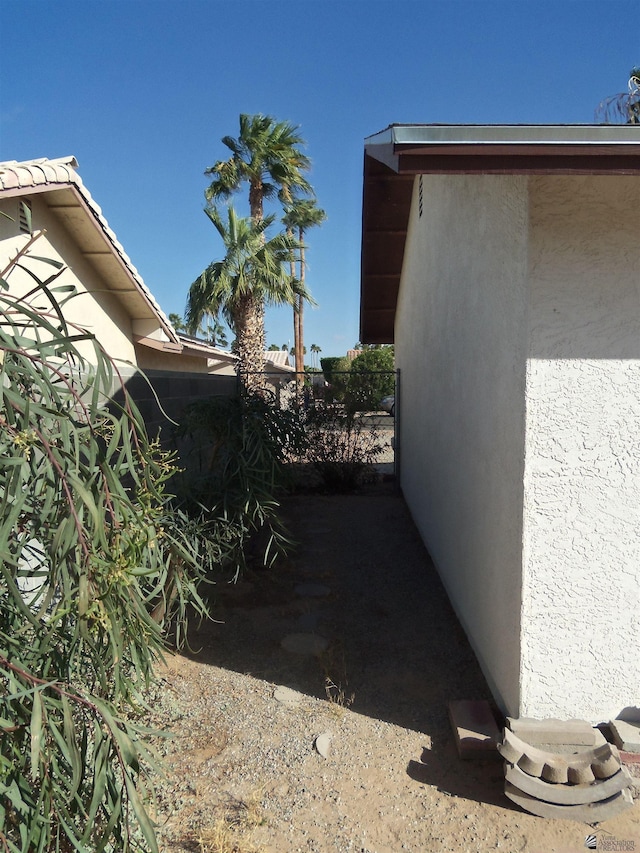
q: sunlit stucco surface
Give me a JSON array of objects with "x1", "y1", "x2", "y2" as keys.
[{"x1": 396, "y1": 172, "x2": 640, "y2": 720}]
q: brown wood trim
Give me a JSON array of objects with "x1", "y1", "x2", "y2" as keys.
[
  {"x1": 133, "y1": 334, "x2": 182, "y2": 354},
  {"x1": 396, "y1": 152, "x2": 640, "y2": 175}
]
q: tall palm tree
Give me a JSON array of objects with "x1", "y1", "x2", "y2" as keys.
[
  {"x1": 282, "y1": 198, "x2": 326, "y2": 387},
  {"x1": 310, "y1": 343, "x2": 322, "y2": 369},
  {"x1": 204, "y1": 114, "x2": 311, "y2": 225},
  {"x1": 185, "y1": 206, "x2": 304, "y2": 393}
]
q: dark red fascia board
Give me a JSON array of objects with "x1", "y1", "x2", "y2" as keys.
[{"x1": 385, "y1": 141, "x2": 640, "y2": 175}]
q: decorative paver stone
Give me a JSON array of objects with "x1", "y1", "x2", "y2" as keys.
[
  {"x1": 498, "y1": 724, "x2": 635, "y2": 819},
  {"x1": 281, "y1": 633, "x2": 329, "y2": 657},
  {"x1": 506, "y1": 717, "x2": 597, "y2": 746},
  {"x1": 448, "y1": 699, "x2": 501, "y2": 759},
  {"x1": 314, "y1": 732, "x2": 332, "y2": 758},
  {"x1": 609, "y1": 719, "x2": 640, "y2": 753},
  {"x1": 504, "y1": 782, "x2": 634, "y2": 822},
  {"x1": 294, "y1": 583, "x2": 331, "y2": 598},
  {"x1": 499, "y1": 729, "x2": 622, "y2": 783},
  {"x1": 504, "y1": 763, "x2": 633, "y2": 805},
  {"x1": 273, "y1": 686, "x2": 303, "y2": 707}
]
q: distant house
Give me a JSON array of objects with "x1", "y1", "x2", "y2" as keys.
[
  {"x1": 360, "y1": 124, "x2": 640, "y2": 722},
  {"x1": 264, "y1": 348, "x2": 294, "y2": 377}
]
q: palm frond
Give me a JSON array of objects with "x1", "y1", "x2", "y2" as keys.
[{"x1": 595, "y1": 68, "x2": 640, "y2": 124}]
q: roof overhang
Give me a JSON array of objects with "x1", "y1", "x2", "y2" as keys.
[
  {"x1": 177, "y1": 333, "x2": 237, "y2": 364},
  {"x1": 0, "y1": 157, "x2": 180, "y2": 348},
  {"x1": 360, "y1": 124, "x2": 640, "y2": 344},
  {"x1": 25, "y1": 183, "x2": 180, "y2": 344}
]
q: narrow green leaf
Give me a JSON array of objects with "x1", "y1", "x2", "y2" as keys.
[
  {"x1": 29, "y1": 690, "x2": 43, "y2": 780},
  {"x1": 124, "y1": 773, "x2": 159, "y2": 853},
  {"x1": 27, "y1": 255, "x2": 64, "y2": 269},
  {"x1": 92, "y1": 697, "x2": 139, "y2": 772}
]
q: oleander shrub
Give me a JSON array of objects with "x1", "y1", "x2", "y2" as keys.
[{"x1": 0, "y1": 233, "x2": 213, "y2": 852}]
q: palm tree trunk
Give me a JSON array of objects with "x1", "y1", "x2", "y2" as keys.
[
  {"x1": 249, "y1": 178, "x2": 264, "y2": 223},
  {"x1": 234, "y1": 293, "x2": 267, "y2": 395},
  {"x1": 245, "y1": 177, "x2": 266, "y2": 395},
  {"x1": 295, "y1": 227, "x2": 306, "y2": 392},
  {"x1": 287, "y1": 227, "x2": 304, "y2": 397}
]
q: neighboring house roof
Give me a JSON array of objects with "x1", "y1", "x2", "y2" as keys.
[
  {"x1": 264, "y1": 351, "x2": 295, "y2": 379},
  {"x1": 0, "y1": 156, "x2": 180, "y2": 350},
  {"x1": 176, "y1": 336, "x2": 294, "y2": 375},
  {"x1": 360, "y1": 124, "x2": 640, "y2": 344},
  {"x1": 176, "y1": 332, "x2": 237, "y2": 363},
  {"x1": 264, "y1": 350, "x2": 292, "y2": 369}
]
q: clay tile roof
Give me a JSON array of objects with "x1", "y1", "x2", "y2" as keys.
[
  {"x1": 0, "y1": 156, "x2": 80, "y2": 190},
  {"x1": 0, "y1": 156, "x2": 177, "y2": 343}
]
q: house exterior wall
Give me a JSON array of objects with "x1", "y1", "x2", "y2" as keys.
[
  {"x1": 521, "y1": 175, "x2": 640, "y2": 720},
  {"x1": 396, "y1": 171, "x2": 640, "y2": 721},
  {"x1": 395, "y1": 174, "x2": 529, "y2": 715},
  {"x1": 0, "y1": 195, "x2": 137, "y2": 365}
]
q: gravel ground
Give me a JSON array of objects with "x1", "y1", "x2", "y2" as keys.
[{"x1": 145, "y1": 483, "x2": 640, "y2": 853}]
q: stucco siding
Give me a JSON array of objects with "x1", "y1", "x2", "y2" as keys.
[
  {"x1": 395, "y1": 174, "x2": 529, "y2": 715},
  {"x1": 136, "y1": 347, "x2": 211, "y2": 373},
  {"x1": 0, "y1": 196, "x2": 137, "y2": 365},
  {"x1": 521, "y1": 176, "x2": 640, "y2": 721}
]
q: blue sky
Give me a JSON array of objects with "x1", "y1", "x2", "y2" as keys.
[{"x1": 1, "y1": 0, "x2": 638, "y2": 358}]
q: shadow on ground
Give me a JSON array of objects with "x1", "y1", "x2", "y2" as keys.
[{"x1": 185, "y1": 480, "x2": 510, "y2": 808}]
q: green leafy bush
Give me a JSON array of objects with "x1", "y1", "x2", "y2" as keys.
[
  {"x1": 345, "y1": 347, "x2": 394, "y2": 413},
  {"x1": 175, "y1": 390, "x2": 309, "y2": 570},
  {"x1": 0, "y1": 236, "x2": 212, "y2": 851},
  {"x1": 319, "y1": 356, "x2": 351, "y2": 405}
]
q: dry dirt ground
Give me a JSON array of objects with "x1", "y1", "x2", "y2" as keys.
[{"x1": 146, "y1": 483, "x2": 640, "y2": 853}]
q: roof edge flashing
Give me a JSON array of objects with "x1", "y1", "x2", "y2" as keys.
[{"x1": 366, "y1": 124, "x2": 640, "y2": 148}]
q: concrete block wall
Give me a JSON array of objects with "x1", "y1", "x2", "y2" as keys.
[{"x1": 115, "y1": 367, "x2": 237, "y2": 445}]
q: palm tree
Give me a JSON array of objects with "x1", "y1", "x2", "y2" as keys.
[
  {"x1": 310, "y1": 343, "x2": 322, "y2": 369},
  {"x1": 282, "y1": 198, "x2": 326, "y2": 387},
  {"x1": 168, "y1": 312, "x2": 186, "y2": 332},
  {"x1": 595, "y1": 67, "x2": 640, "y2": 124},
  {"x1": 202, "y1": 114, "x2": 312, "y2": 391},
  {"x1": 202, "y1": 314, "x2": 229, "y2": 348},
  {"x1": 185, "y1": 206, "x2": 304, "y2": 393},
  {"x1": 204, "y1": 114, "x2": 311, "y2": 225},
  {"x1": 170, "y1": 311, "x2": 228, "y2": 347}
]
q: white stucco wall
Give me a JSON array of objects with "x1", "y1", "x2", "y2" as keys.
[
  {"x1": 395, "y1": 174, "x2": 529, "y2": 715},
  {"x1": 521, "y1": 176, "x2": 640, "y2": 721},
  {"x1": 396, "y1": 171, "x2": 640, "y2": 721}
]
